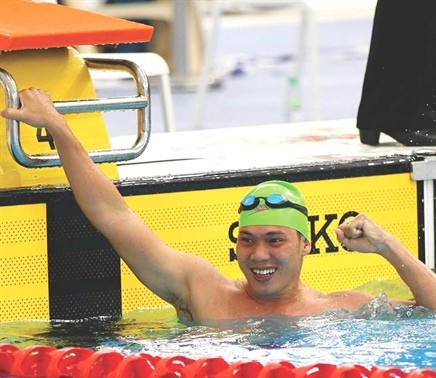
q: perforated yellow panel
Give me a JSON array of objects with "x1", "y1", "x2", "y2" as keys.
[
  {"x1": 121, "y1": 172, "x2": 418, "y2": 312},
  {"x1": 0, "y1": 204, "x2": 49, "y2": 320},
  {"x1": 299, "y1": 173, "x2": 418, "y2": 292},
  {"x1": 121, "y1": 188, "x2": 239, "y2": 312},
  {"x1": 0, "y1": 172, "x2": 418, "y2": 319}
]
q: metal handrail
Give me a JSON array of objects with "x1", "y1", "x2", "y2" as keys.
[{"x1": 0, "y1": 56, "x2": 151, "y2": 168}]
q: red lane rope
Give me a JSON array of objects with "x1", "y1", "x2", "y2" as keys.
[{"x1": 0, "y1": 344, "x2": 435, "y2": 378}]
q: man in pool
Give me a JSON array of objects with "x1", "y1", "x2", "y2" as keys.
[{"x1": 2, "y1": 88, "x2": 435, "y2": 322}]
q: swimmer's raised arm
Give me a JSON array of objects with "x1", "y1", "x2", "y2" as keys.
[
  {"x1": 336, "y1": 213, "x2": 436, "y2": 309},
  {"x1": 1, "y1": 88, "x2": 215, "y2": 317}
]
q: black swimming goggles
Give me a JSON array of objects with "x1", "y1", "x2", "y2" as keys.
[{"x1": 238, "y1": 194, "x2": 308, "y2": 217}]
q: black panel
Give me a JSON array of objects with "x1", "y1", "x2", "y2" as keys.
[{"x1": 47, "y1": 197, "x2": 121, "y2": 320}]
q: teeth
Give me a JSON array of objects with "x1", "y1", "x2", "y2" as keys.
[{"x1": 252, "y1": 268, "x2": 276, "y2": 276}]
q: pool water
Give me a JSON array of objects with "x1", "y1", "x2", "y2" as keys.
[{"x1": 1, "y1": 294, "x2": 435, "y2": 371}]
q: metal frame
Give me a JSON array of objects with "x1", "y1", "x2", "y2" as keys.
[
  {"x1": 411, "y1": 149, "x2": 436, "y2": 270},
  {"x1": 0, "y1": 56, "x2": 151, "y2": 168}
]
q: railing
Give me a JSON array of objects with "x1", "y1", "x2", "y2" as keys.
[{"x1": 0, "y1": 56, "x2": 151, "y2": 168}]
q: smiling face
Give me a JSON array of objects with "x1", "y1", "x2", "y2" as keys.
[{"x1": 236, "y1": 225, "x2": 311, "y2": 301}]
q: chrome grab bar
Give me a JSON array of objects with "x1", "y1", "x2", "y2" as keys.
[{"x1": 0, "y1": 56, "x2": 151, "y2": 168}]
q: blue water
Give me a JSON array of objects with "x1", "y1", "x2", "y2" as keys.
[{"x1": 1, "y1": 294, "x2": 435, "y2": 371}]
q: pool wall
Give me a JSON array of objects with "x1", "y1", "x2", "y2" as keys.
[{"x1": 1, "y1": 157, "x2": 430, "y2": 321}]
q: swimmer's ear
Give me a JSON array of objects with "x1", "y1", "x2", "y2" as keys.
[{"x1": 302, "y1": 238, "x2": 312, "y2": 256}]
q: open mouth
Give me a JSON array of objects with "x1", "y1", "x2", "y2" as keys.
[{"x1": 251, "y1": 268, "x2": 277, "y2": 280}]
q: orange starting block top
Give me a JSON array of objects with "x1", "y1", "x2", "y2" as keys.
[{"x1": 0, "y1": 0, "x2": 154, "y2": 51}]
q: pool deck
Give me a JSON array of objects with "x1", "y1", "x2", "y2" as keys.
[{"x1": 112, "y1": 119, "x2": 431, "y2": 180}]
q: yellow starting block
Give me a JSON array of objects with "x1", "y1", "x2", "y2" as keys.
[
  {"x1": 0, "y1": 0, "x2": 154, "y2": 189},
  {"x1": 0, "y1": 47, "x2": 120, "y2": 187}
]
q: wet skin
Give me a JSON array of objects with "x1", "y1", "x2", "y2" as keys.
[{"x1": 236, "y1": 226, "x2": 311, "y2": 302}]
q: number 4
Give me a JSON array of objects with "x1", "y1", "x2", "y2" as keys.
[{"x1": 36, "y1": 128, "x2": 55, "y2": 150}]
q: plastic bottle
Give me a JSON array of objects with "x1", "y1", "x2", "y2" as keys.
[{"x1": 284, "y1": 75, "x2": 302, "y2": 122}]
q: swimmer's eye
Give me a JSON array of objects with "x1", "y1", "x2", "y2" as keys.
[
  {"x1": 239, "y1": 236, "x2": 255, "y2": 245},
  {"x1": 266, "y1": 236, "x2": 287, "y2": 245}
]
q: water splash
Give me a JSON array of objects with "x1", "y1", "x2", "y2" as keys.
[{"x1": 1, "y1": 297, "x2": 435, "y2": 370}]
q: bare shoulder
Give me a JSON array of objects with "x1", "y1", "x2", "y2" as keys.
[
  {"x1": 182, "y1": 256, "x2": 240, "y2": 321},
  {"x1": 326, "y1": 290, "x2": 375, "y2": 310}
]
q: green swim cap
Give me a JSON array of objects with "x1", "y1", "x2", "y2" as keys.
[{"x1": 238, "y1": 180, "x2": 309, "y2": 240}]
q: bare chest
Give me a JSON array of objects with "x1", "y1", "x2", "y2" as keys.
[
  {"x1": 186, "y1": 283, "x2": 333, "y2": 321},
  {"x1": 184, "y1": 285, "x2": 363, "y2": 321}
]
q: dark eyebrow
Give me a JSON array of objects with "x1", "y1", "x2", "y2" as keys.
[
  {"x1": 238, "y1": 230, "x2": 287, "y2": 237},
  {"x1": 238, "y1": 230, "x2": 254, "y2": 237}
]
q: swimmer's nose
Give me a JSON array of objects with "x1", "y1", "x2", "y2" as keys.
[{"x1": 250, "y1": 243, "x2": 271, "y2": 261}]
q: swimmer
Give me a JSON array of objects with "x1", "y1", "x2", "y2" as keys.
[{"x1": 2, "y1": 88, "x2": 435, "y2": 322}]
